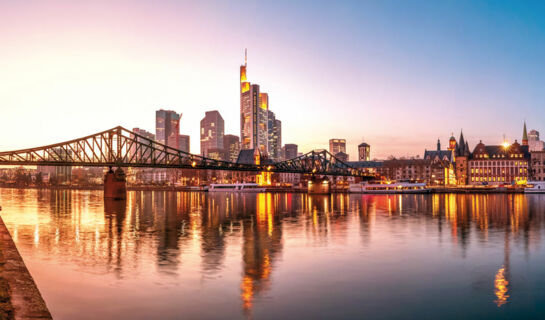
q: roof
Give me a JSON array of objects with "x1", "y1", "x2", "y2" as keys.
[
  {"x1": 236, "y1": 149, "x2": 274, "y2": 165},
  {"x1": 348, "y1": 161, "x2": 383, "y2": 168},
  {"x1": 423, "y1": 150, "x2": 453, "y2": 162},
  {"x1": 236, "y1": 149, "x2": 256, "y2": 164},
  {"x1": 358, "y1": 142, "x2": 370, "y2": 147},
  {"x1": 471, "y1": 144, "x2": 530, "y2": 159}
]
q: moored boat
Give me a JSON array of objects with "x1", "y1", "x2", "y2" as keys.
[
  {"x1": 208, "y1": 183, "x2": 266, "y2": 192},
  {"x1": 525, "y1": 181, "x2": 545, "y2": 193},
  {"x1": 349, "y1": 181, "x2": 429, "y2": 194}
]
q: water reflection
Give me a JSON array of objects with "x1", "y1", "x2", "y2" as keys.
[{"x1": 2, "y1": 189, "x2": 545, "y2": 319}]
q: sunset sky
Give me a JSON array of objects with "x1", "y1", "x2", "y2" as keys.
[{"x1": 1, "y1": 0, "x2": 545, "y2": 159}]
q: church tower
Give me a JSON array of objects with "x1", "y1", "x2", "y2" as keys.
[
  {"x1": 448, "y1": 133, "x2": 457, "y2": 151},
  {"x1": 522, "y1": 121, "x2": 528, "y2": 146}
]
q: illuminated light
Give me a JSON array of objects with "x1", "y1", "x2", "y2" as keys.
[
  {"x1": 191, "y1": 161, "x2": 197, "y2": 167},
  {"x1": 502, "y1": 141, "x2": 510, "y2": 149},
  {"x1": 260, "y1": 93, "x2": 268, "y2": 110},
  {"x1": 240, "y1": 66, "x2": 247, "y2": 82},
  {"x1": 494, "y1": 266, "x2": 509, "y2": 307},
  {"x1": 241, "y1": 82, "x2": 250, "y2": 93},
  {"x1": 241, "y1": 275, "x2": 254, "y2": 311}
]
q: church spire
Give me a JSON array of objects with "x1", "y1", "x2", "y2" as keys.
[
  {"x1": 459, "y1": 130, "x2": 465, "y2": 147},
  {"x1": 522, "y1": 121, "x2": 528, "y2": 146},
  {"x1": 457, "y1": 130, "x2": 465, "y2": 156}
]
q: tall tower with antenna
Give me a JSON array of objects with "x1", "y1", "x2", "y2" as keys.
[{"x1": 239, "y1": 49, "x2": 270, "y2": 153}]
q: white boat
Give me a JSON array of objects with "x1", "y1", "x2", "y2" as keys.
[
  {"x1": 208, "y1": 183, "x2": 266, "y2": 192},
  {"x1": 525, "y1": 181, "x2": 545, "y2": 193},
  {"x1": 348, "y1": 181, "x2": 429, "y2": 194}
]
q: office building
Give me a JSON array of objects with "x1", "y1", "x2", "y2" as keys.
[
  {"x1": 130, "y1": 128, "x2": 155, "y2": 159},
  {"x1": 132, "y1": 128, "x2": 155, "y2": 141},
  {"x1": 240, "y1": 50, "x2": 269, "y2": 153},
  {"x1": 283, "y1": 144, "x2": 298, "y2": 160},
  {"x1": 200, "y1": 111, "x2": 224, "y2": 159},
  {"x1": 329, "y1": 139, "x2": 346, "y2": 155},
  {"x1": 528, "y1": 129, "x2": 545, "y2": 151},
  {"x1": 224, "y1": 134, "x2": 240, "y2": 163},
  {"x1": 179, "y1": 134, "x2": 190, "y2": 153},
  {"x1": 267, "y1": 110, "x2": 282, "y2": 161},
  {"x1": 156, "y1": 109, "x2": 181, "y2": 148}
]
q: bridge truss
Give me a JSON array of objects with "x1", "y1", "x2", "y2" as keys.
[{"x1": 0, "y1": 126, "x2": 373, "y2": 177}]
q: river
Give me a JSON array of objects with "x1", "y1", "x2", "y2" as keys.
[{"x1": 1, "y1": 188, "x2": 545, "y2": 319}]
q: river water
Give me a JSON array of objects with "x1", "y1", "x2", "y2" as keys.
[{"x1": 1, "y1": 188, "x2": 545, "y2": 319}]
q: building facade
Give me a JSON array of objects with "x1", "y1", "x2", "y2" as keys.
[
  {"x1": 423, "y1": 138, "x2": 456, "y2": 185},
  {"x1": 200, "y1": 111, "x2": 224, "y2": 159},
  {"x1": 132, "y1": 127, "x2": 155, "y2": 141},
  {"x1": 223, "y1": 134, "x2": 241, "y2": 163},
  {"x1": 468, "y1": 141, "x2": 529, "y2": 185},
  {"x1": 329, "y1": 139, "x2": 346, "y2": 155},
  {"x1": 130, "y1": 128, "x2": 156, "y2": 159},
  {"x1": 267, "y1": 110, "x2": 282, "y2": 161},
  {"x1": 530, "y1": 151, "x2": 545, "y2": 181},
  {"x1": 156, "y1": 109, "x2": 181, "y2": 148},
  {"x1": 528, "y1": 129, "x2": 545, "y2": 152},
  {"x1": 454, "y1": 131, "x2": 471, "y2": 185},
  {"x1": 377, "y1": 159, "x2": 432, "y2": 182},
  {"x1": 178, "y1": 134, "x2": 190, "y2": 153},
  {"x1": 283, "y1": 144, "x2": 298, "y2": 160},
  {"x1": 358, "y1": 142, "x2": 370, "y2": 161}
]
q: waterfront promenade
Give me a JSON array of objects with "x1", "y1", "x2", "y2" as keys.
[{"x1": 0, "y1": 214, "x2": 50, "y2": 320}]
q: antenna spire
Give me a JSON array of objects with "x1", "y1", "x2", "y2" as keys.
[{"x1": 244, "y1": 48, "x2": 247, "y2": 66}]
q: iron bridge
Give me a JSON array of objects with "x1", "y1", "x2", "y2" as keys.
[{"x1": 0, "y1": 126, "x2": 373, "y2": 177}]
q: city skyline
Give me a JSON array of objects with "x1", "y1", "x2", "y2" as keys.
[{"x1": 1, "y1": 1, "x2": 545, "y2": 159}]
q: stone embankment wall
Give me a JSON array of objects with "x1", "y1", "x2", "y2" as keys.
[{"x1": 0, "y1": 216, "x2": 51, "y2": 320}]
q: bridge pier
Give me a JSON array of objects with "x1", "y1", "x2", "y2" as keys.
[
  {"x1": 307, "y1": 176, "x2": 330, "y2": 194},
  {"x1": 104, "y1": 167, "x2": 126, "y2": 200}
]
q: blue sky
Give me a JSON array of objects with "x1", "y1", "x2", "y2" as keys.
[{"x1": 0, "y1": 0, "x2": 544, "y2": 158}]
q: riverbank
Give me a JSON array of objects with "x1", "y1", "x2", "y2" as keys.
[
  {"x1": 0, "y1": 185, "x2": 530, "y2": 194},
  {"x1": 0, "y1": 215, "x2": 51, "y2": 320}
]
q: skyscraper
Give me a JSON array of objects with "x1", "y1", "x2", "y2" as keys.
[
  {"x1": 178, "y1": 134, "x2": 190, "y2": 153},
  {"x1": 200, "y1": 110, "x2": 224, "y2": 159},
  {"x1": 223, "y1": 134, "x2": 240, "y2": 163},
  {"x1": 283, "y1": 144, "x2": 298, "y2": 160},
  {"x1": 528, "y1": 129, "x2": 544, "y2": 151},
  {"x1": 329, "y1": 139, "x2": 346, "y2": 155},
  {"x1": 267, "y1": 110, "x2": 282, "y2": 161},
  {"x1": 156, "y1": 109, "x2": 181, "y2": 148},
  {"x1": 131, "y1": 127, "x2": 155, "y2": 158},
  {"x1": 240, "y1": 50, "x2": 269, "y2": 154},
  {"x1": 132, "y1": 128, "x2": 155, "y2": 141}
]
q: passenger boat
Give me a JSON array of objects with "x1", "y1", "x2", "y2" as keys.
[
  {"x1": 208, "y1": 183, "x2": 266, "y2": 192},
  {"x1": 525, "y1": 181, "x2": 545, "y2": 193},
  {"x1": 348, "y1": 181, "x2": 429, "y2": 194}
]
